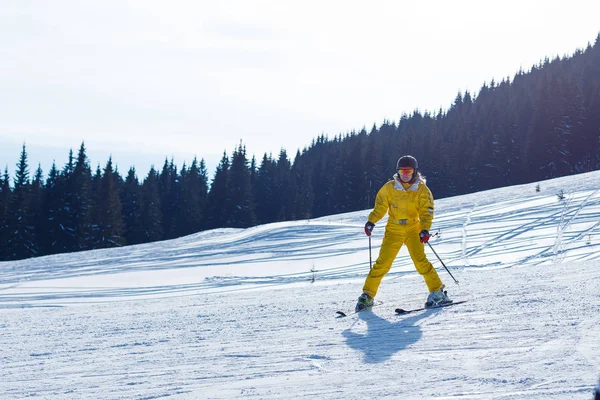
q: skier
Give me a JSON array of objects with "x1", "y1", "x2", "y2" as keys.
[{"x1": 356, "y1": 155, "x2": 450, "y2": 312}]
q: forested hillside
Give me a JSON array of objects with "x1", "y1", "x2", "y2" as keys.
[{"x1": 1, "y1": 34, "x2": 599, "y2": 261}]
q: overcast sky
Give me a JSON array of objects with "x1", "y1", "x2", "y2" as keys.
[{"x1": 1, "y1": 0, "x2": 599, "y2": 179}]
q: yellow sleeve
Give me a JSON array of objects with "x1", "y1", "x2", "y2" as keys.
[
  {"x1": 418, "y1": 184, "x2": 435, "y2": 231},
  {"x1": 368, "y1": 184, "x2": 389, "y2": 224}
]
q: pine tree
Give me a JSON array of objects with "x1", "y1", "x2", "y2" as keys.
[
  {"x1": 249, "y1": 155, "x2": 257, "y2": 200},
  {"x1": 197, "y1": 159, "x2": 210, "y2": 229},
  {"x1": 140, "y1": 167, "x2": 163, "y2": 242},
  {"x1": 254, "y1": 153, "x2": 278, "y2": 224},
  {"x1": 227, "y1": 143, "x2": 256, "y2": 227},
  {"x1": 327, "y1": 140, "x2": 346, "y2": 213},
  {"x1": 30, "y1": 164, "x2": 45, "y2": 253},
  {"x1": 121, "y1": 167, "x2": 144, "y2": 245},
  {"x1": 43, "y1": 162, "x2": 64, "y2": 255},
  {"x1": 54, "y1": 149, "x2": 78, "y2": 253},
  {"x1": 92, "y1": 164, "x2": 102, "y2": 194},
  {"x1": 275, "y1": 149, "x2": 292, "y2": 220},
  {"x1": 177, "y1": 157, "x2": 209, "y2": 236},
  {"x1": 310, "y1": 136, "x2": 335, "y2": 218},
  {"x1": 0, "y1": 167, "x2": 12, "y2": 260},
  {"x1": 205, "y1": 152, "x2": 230, "y2": 229},
  {"x1": 159, "y1": 158, "x2": 179, "y2": 239},
  {"x1": 290, "y1": 150, "x2": 314, "y2": 219},
  {"x1": 72, "y1": 142, "x2": 93, "y2": 250},
  {"x1": 4, "y1": 144, "x2": 38, "y2": 260},
  {"x1": 527, "y1": 72, "x2": 573, "y2": 179},
  {"x1": 338, "y1": 132, "x2": 366, "y2": 212},
  {"x1": 90, "y1": 157, "x2": 125, "y2": 248},
  {"x1": 505, "y1": 71, "x2": 533, "y2": 186}
]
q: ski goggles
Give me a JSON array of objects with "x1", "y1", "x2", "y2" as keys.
[{"x1": 398, "y1": 167, "x2": 414, "y2": 176}]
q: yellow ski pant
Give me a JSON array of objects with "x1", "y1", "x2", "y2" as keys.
[{"x1": 362, "y1": 224, "x2": 442, "y2": 297}]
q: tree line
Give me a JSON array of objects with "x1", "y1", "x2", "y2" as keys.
[{"x1": 1, "y1": 34, "x2": 599, "y2": 262}]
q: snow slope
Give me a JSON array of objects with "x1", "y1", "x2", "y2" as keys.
[{"x1": 1, "y1": 171, "x2": 600, "y2": 399}]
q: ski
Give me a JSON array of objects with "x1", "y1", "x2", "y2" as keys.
[
  {"x1": 336, "y1": 301, "x2": 383, "y2": 318},
  {"x1": 395, "y1": 300, "x2": 467, "y2": 315}
]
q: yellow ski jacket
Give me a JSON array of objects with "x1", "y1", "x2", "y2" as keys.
[{"x1": 367, "y1": 176, "x2": 434, "y2": 231}]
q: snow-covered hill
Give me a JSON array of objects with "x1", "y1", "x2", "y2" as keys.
[{"x1": 2, "y1": 171, "x2": 600, "y2": 399}]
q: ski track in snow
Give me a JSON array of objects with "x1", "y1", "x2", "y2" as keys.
[{"x1": 1, "y1": 171, "x2": 600, "y2": 399}]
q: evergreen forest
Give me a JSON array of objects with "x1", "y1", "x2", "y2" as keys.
[{"x1": 1, "y1": 35, "x2": 599, "y2": 261}]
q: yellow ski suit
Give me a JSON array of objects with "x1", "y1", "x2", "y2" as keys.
[{"x1": 362, "y1": 176, "x2": 443, "y2": 297}]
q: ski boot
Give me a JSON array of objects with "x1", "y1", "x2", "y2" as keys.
[
  {"x1": 355, "y1": 293, "x2": 374, "y2": 312},
  {"x1": 425, "y1": 284, "x2": 452, "y2": 307}
]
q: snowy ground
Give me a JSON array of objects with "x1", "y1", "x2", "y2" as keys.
[{"x1": 2, "y1": 171, "x2": 600, "y2": 399}]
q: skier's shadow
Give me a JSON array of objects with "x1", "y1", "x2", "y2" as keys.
[{"x1": 342, "y1": 309, "x2": 440, "y2": 364}]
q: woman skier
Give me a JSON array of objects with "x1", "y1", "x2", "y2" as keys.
[{"x1": 356, "y1": 155, "x2": 450, "y2": 312}]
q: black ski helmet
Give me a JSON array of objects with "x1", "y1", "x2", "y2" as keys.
[{"x1": 396, "y1": 155, "x2": 418, "y2": 172}]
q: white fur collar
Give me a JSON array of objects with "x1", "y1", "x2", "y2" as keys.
[{"x1": 393, "y1": 175, "x2": 420, "y2": 192}]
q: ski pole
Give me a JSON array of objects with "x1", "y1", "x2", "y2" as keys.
[
  {"x1": 368, "y1": 235, "x2": 372, "y2": 271},
  {"x1": 426, "y1": 241, "x2": 459, "y2": 285},
  {"x1": 367, "y1": 180, "x2": 373, "y2": 271}
]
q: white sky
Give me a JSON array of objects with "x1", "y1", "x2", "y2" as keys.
[{"x1": 1, "y1": 0, "x2": 599, "y2": 178}]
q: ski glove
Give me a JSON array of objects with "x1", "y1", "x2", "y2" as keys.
[
  {"x1": 419, "y1": 230, "x2": 431, "y2": 243},
  {"x1": 364, "y1": 221, "x2": 375, "y2": 236}
]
